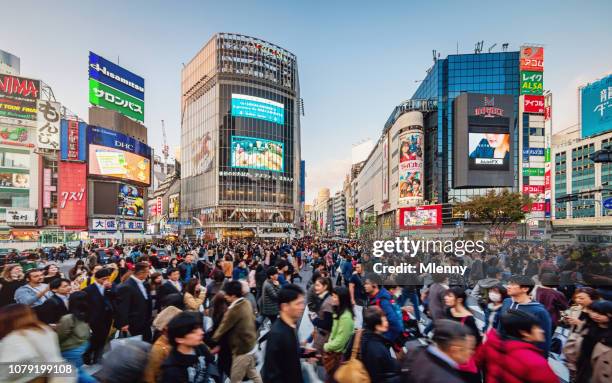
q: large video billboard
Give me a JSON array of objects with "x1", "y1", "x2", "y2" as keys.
[
  {"x1": 169, "y1": 193, "x2": 180, "y2": 218},
  {"x1": 58, "y1": 162, "x2": 87, "y2": 228},
  {"x1": 398, "y1": 131, "x2": 423, "y2": 204},
  {"x1": 230, "y1": 135, "x2": 284, "y2": 172},
  {"x1": 0, "y1": 74, "x2": 40, "y2": 121},
  {"x1": 398, "y1": 205, "x2": 442, "y2": 229},
  {"x1": 88, "y1": 126, "x2": 151, "y2": 185},
  {"x1": 453, "y1": 93, "x2": 514, "y2": 188},
  {"x1": 117, "y1": 184, "x2": 144, "y2": 217},
  {"x1": 231, "y1": 94, "x2": 284, "y2": 124},
  {"x1": 581, "y1": 74, "x2": 612, "y2": 138}
]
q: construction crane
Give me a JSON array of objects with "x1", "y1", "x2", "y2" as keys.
[{"x1": 161, "y1": 120, "x2": 169, "y2": 175}]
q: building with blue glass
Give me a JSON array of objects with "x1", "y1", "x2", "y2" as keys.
[{"x1": 410, "y1": 51, "x2": 520, "y2": 204}]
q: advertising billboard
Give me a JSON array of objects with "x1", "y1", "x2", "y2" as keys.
[
  {"x1": 581, "y1": 74, "x2": 612, "y2": 138},
  {"x1": 5, "y1": 208, "x2": 36, "y2": 226},
  {"x1": 231, "y1": 94, "x2": 284, "y2": 124},
  {"x1": 520, "y1": 71, "x2": 543, "y2": 95},
  {"x1": 382, "y1": 135, "x2": 389, "y2": 202},
  {"x1": 89, "y1": 52, "x2": 145, "y2": 101},
  {"x1": 91, "y1": 218, "x2": 144, "y2": 232},
  {"x1": 169, "y1": 193, "x2": 180, "y2": 218},
  {"x1": 88, "y1": 126, "x2": 151, "y2": 185},
  {"x1": 468, "y1": 129, "x2": 510, "y2": 170},
  {"x1": 523, "y1": 95, "x2": 545, "y2": 114},
  {"x1": 300, "y1": 160, "x2": 305, "y2": 203},
  {"x1": 117, "y1": 184, "x2": 144, "y2": 217},
  {"x1": 230, "y1": 135, "x2": 284, "y2": 172},
  {"x1": 89, "y1": 78, "x2": 144, "y2": 123},
  {"x1": 36, "y1": 100, "x2": 61, "y2": 149},
  {"x1": 520, "y1": 46, "x2": 544, "y2": 72},
  {"x1": 453, "y1": 93, "x2": 515, "y2": 188},
  {"x1": 58, "y1": 162, "x2": 87, "y2": 228},
  {"x1": 60, "y1": 119, "x2": 87, "y2": 161},
  {"x1": 0, "y1": 126, "x2": 32, "y2": 148},
  {"x1": 0, "y1": 172, "x2": 29, "y2": 188},
  {"x1": 0, "y1": 74, "x2": 40, "y2": 121},
  {"x1": 398, "y1": 205, "x2": 442, "y2": 229},
  {"x1": 398, "y1": 130, "x2": 423, "y2": 204},
  {"x1": 188, "y1": 130, "x2": 214, "y2": 176}
]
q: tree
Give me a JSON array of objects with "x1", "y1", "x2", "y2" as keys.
[{"x1": 454, "y1": 189, "x2": 531, "y2": 244}]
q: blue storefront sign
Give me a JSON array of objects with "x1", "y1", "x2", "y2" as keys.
[
  {"x1": 88, "y1": 126, "x2": 151, "y2": 158},
  {"x1": 603, "y1": 197, "x2": 612, "y2": 210},
  {"x1": 523, "y1": 148, "x2": 545, "y2": 156},
  {"x1": 89, "y1": 51, "x2": 145, "y2": 101},
  {"x1": 60, "y1": 119, "x2": 87, "y2": 161},
  {"x1": 581, "y1": 74, "x2": 612, "y2": 138},
  {"x1": 231, "y1": 94, "x2": 284, "y2": 124}
]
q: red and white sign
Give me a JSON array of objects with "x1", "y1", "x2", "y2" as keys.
[
  {"x1": 523, "y1": 95, "x2": 545, "y2": 114},
  {"x1": 523, "y1": 202, "x2": 545, "y2": 212},
  {"x1": 43, "y1": 168, "x2": 53, "y2": 209},
  {"x1": 156, "y1": 197, "x2": 163, "y2": 216},
  {"x1": 520, "y1": 46, "x2": 544, "y2": 72},
  {"x1": 523, "y1": 185, "x2": 544, "y2": 194},
  {"x1": 398, "y1": 204, "x2": 442, "y2": 230},
  {"x1": 58, "y1": 162, "x2": 87, "y2": 228}
]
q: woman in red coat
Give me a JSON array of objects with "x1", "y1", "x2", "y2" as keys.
[{"x1": 475, "y1": 309, "x2": 558, "y2": 383}]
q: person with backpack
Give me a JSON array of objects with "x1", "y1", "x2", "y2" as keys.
[
  {"x1": 474, "y1": 310, "x2": 558, "y2": 383},
  {"x1": 364, "y1": 273, "x2": 403, "y2": 342},
  {"x1": 342, "y1": 306, "x2": 400, "y2": 383},
  {"x1": 497, "y1": 275, "x2": 552, "y2": 357}
]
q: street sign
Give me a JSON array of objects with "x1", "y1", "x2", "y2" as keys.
[{"x1": 603, "y1": 197, "x2": 612, "y2": 210}]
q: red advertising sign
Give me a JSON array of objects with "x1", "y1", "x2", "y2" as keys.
[
  {"x1": 156, "y1": 197, "x2": 163, "y2": 216},
  {"x1": 67, "y1": 120, "x2": 80, "y2": 160},
  {"x1": 58, "y1": 162, "x2": 87, "y2": 228},
  {"x1": 522, "y1": 202, "x2": 545, "y2": 212},
  {"x1": 523, "y1": 185, "x2": 544, "y2": 194},
  {"x1": 523, "y1": 95, "x2": 545, "y2": 114},
  {"x1": 399, "y1": 204, "x2": 442, "y2": 229},
  {"x1": 520, "y1": 46, "x2": 544, "y2": 72}
]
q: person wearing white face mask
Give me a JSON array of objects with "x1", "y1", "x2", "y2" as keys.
[{"x1": 484, "y1": 285, "x2": 508, "y2": 332}]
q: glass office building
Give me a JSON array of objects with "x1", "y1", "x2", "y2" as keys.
[
  {"x1": 411, "y1": 51, "x2": 520, "y2": 203},
  {"x1": 181, "y1": 33, "x2": 301, "y2": 238}
]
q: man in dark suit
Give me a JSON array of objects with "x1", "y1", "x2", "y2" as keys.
[
  {"x1": 35, "y1": 278, "x2": 70, "y2": 324},
  {"x1": 83, "y1": 268, "x2": 116, "y2": 364},
  {"x1": 115, "y1": 261, "x2": 153, "y2": 342},
  {"x1": 157, "y1": 268, "x2": 183, "y2": 310}
]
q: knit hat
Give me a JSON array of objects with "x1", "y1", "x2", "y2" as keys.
[{"x1": 152, "y1": 306, "x2": 182, "y2": 331}]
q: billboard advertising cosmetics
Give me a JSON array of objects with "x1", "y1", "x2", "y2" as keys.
[
  {"x1": 230, "y1": 135, "x2": 284, "y2": 172},
  {"x1": 87, "y1": 126, "x2": 151, "y2": 185}
]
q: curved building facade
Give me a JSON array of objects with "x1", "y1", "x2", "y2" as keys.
[{"x1": 181, "y1": 33, "x2": 301, "y2": 238}]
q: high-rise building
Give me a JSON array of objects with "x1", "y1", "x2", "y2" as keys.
[
  {"x1": 181, "y1": 33, "x2": 302, "y2": 239},
  {"x1": 333, "y1": 190, "x2": 346, "y2": 235},
  {"x1": 410, "y1": 51, "x2": 520, "y2": 203}
]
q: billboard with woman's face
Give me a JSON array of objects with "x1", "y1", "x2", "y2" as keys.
[{"x1": 468, "y1": 129, "x2": 510, "y2": 170}]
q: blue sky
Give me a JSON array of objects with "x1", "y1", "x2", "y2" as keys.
[{"x1": 3, "y1": 0, "x2": 611, "y2": 201}]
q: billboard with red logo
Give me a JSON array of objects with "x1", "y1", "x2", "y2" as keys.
[
  {"x1": 58, "y1": 162, "x2": 87, "y2": 228},
  {"x1": 523, "y1": 95, "x2": 545, "y2": 114},
  {"x1": 520, "y1": 46, "x2": 544, "y2": 72},
  {"x1": 398, "y1": 205, "x2": 442, "y2": 229}
]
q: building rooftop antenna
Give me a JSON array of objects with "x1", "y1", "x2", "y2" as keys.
[
  {"x1": 474, "y1": 41, "x2": 484, "y2": 54},
  {"x1": 488, "y1": 43, "x2": 497, "y2": 53},
  {"x1": 161, "y1": 119, "x2": 169, "y2": 174},
  {"x1": 432, "y1": 50, "x2": 437, "y2": 62}
]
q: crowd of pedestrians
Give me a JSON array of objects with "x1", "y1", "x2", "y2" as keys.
[{"x1": 0, "y1": 238, "x2": 609, "y2": 383}]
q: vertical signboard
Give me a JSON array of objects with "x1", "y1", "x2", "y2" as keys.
[
  {"x1": 519, "y1": 46, "x2": 548, "y2": 222},
  {"x1": 60, "y1": 119, "x2": 87, "y2": 161},
  {"x1": 398, "y1": 130, "x2": 424, "y2": 205},
  {"x1": 300, "y1": 160, "x2": 305, "y2": 203},
  {"x1": 36, "y1": 100, "x2": 61, "y2": 149},
  {"x1": 43, "y1": 168, "x2": 52, "y2": 209},
  {"x1": 382, "y1": 135, "x2": 389, "y2": 202},
  {"x1": 58, "y1": 162, "x2": 87, "y2": 228},
  {"x1": 544, "y1": 93, "x2": 552, "y2": 218}
]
